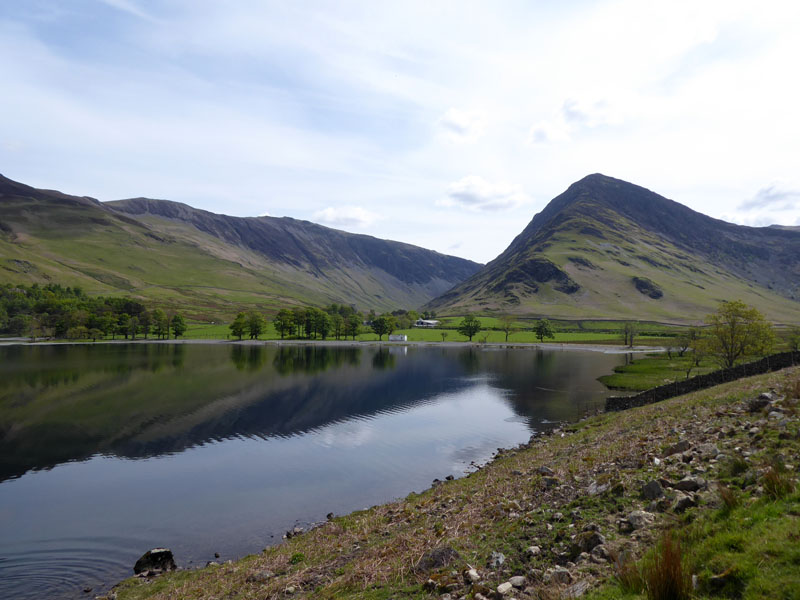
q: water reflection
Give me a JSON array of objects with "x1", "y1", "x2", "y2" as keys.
[{"x1": 0, "y1": 342, "x2": 626, "y2": 600}]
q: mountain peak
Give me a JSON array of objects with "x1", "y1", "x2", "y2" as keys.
[{"x1": 427, "y1": 175, "x2": 800, "y2": 321}]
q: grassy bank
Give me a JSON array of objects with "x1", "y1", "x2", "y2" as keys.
[
  {"x1": 111, "y1": 365, "x2": 800, "y2": 600},
  {"x1": 598, "y1": 353, "x2": 718, "y2": 392}
]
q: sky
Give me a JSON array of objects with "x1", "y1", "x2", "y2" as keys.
[{"x1": 1, "y1": 0, "x2": 799, "y2": 264}]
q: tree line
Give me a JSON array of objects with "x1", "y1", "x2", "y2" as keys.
[
  {"x1": 229, "y1": 304, "x2": 436, "y2": 341},
  {"x1": 0, "y1": 283, "x2": 187, "y2": 341}
]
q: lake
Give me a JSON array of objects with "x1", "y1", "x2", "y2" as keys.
[{"x1": 0, "y1": 342, "x2": 628, "y2": 599}]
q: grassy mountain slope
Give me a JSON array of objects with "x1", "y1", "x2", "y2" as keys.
[
  {"x1": 0, "y1": 175, "x2": 480, "y2": 318},
  {"x1": 427, "y1": 174, "x2": 800, "y2": 323}
]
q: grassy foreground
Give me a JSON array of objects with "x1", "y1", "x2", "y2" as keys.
[{"x1": 110, "y1": 366, "x2": 800, "y2": 600}]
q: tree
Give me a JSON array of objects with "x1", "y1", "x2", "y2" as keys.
[
  {"x1": 331, "y1": 313, "x2": 344, "y2": 340},
  {"x1": 170, "y1": 314, "x2": 187, "y2": 339},
  {"x1": 440, "y1": 331, "x2": 448, "y2": 342},
  {"x1": 89, "y1": 327, "x2": 103, "y2": 342},
  {"x1": 315, "y1": 310, "x2": 332, "y2": 340},
  {"x1": 499, "y1": 314, "x2": 516, "y2": 342},
  {"x1": 128, "y1": 316, "x2": 140, "y2": 340},
  {"x1": 229, "y1": 312, "x2": 247, "y2": 340},
  {"x1": 273, "y1": 309, "x2": 294, "y2": 339},
  {"x1": 247, "y1": 311, "x2": 266, "y2": 339},
  {"x1": 151, "y1": 309, "x2": 168, "y2": 339},
  {"x1": 789, "y1": 326, "x2": 800, "y2": 352},
  {"x1": 621, "y1": 322, "x2": 640, "y2": 347},
  {"x1": 675, "y1": 326, "x2": 701, "y2": 357},
  {"x1": 705, "y1": 300, "x2": 774, "y2": 368},
  {"x1": 345, "y1": 314, "x2": 361, "y2": 340},
  {"x1": 139, "y1": 310, "x2": 151, "y2": 339},
  {"x1": 371, "y1": 315, "x2": 395, "y2": 341},
  {"x1": 457, "y1": 314, "x2": 481, "y2": 341},
  {"x1": 533, "y1": 318, "x2": 555, "y2": 343}
]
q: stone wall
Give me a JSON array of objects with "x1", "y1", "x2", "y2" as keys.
[{"x1": 605, "y1": 351, "x2": 800, "y2": 412}]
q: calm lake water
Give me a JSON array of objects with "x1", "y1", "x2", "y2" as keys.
[{"x1": 0, "y1": 342, "x2": 627, "y2": 599}]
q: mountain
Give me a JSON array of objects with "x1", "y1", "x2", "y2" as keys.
[
  {"x1": 0, "y1": 175, "x2": 480, "y2": 317},
  {"x1": 427, "y1": 174, "x2": 800, "y2": 323}
]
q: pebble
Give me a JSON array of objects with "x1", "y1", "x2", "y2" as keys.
[{"x1": 497, "y1": 581, "x2": 514, "y2": 595}]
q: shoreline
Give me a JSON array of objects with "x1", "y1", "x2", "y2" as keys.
[
  {"x1": 0, "y1": 337, "x2": 664, "y2": 354},
  {"x1": 109, "y1": 365, "x2": 800, "y2": 600}
]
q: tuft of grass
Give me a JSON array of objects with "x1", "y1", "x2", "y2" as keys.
[
  {"x1": 717, "y1": 482, "x2": 739, "y2": 513},
  {"x1": 611, "y1": 549, "x2": 645, "y2": 594},
  {"x1": 642, "y1": 531, "x2": 692, "y2": 600},
  {"x1": 721, "y1": 456, "x2": 749, "y2": 478},
  {"x1": 762, "y1": 460, "x2": 796, "y2": 500}
]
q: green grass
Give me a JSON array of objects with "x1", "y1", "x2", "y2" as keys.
[{"x1": 598, "y1": 352, "x2": 718, "y2": 391}]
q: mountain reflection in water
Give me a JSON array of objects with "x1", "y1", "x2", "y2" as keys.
[{"x1": 0, "y1": 342, "x2": 624, "y2": 600}]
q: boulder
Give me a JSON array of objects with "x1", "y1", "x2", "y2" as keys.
[
  {"x1": 509, "y1": 575, "x2": 526, "y2": 588},
  {"x1": 642, "y1": 480, "x2": 664, "y2": 500},
  {"x1": 571, "y1": 531, "x2": 606, "y2": 557},
  {"x1": 747, "y1": 396, "x2": 771, "y2": 412},
  {"x1": 627, "y1": 510, "x2": 655, "y2": 530},
  {"x1": 133, "y1": 548, "x2": 176, "y2": 575},
  {"x1": 673, "y1": 477, "x2": 704, "y2": 492},
  {"x1": 663, "y1": 440, "x2": 691, "y2": 457},
  {"x1": 416, "y1": 546, "x2": 460, "y2": 572}
]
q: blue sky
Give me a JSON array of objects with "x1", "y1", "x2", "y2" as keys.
[{"x1": 1, "y1": 0, "x2": 799, "y2": 263}]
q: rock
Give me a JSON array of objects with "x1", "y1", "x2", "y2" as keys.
[
  {"x1": 565, "y1": 580, "x2": 591, "y2": 597},
  {"x1": 747, "y1": 396, "x2": 771, "y2": 412},
  {"x1": 488, "y1": 551, "x2": 506, "y2": 568},
  {"x1": 285, "y1": 526, "x2": 304, "y2": 539},
  {"x1": 627, "y1": 510, "x2": 655, "y2": 530},
  {"x1": 526, "y1": 545, "x2": 542, "y2": 557},
  {"x1": 326, "y1": 512, "x2": 334, "y2": 520},
  {"x1": 537, "y1": 466, "x2": 556, "y2": 476},
  {"x1": 133, "y1": 548, "x2": 176, "y2": 575},
  {"x1": 587, "y1": 480, "x2": 609, "y2": 495},
  {"x1": 497, "y1": 581, "x2": 513, "y2": 595},
  {"x1": 440, "y1": 594, "x2": 452, "y2": 600},
  {"x1": 571, "y1": 531, "x2": 606, "y2": 557},
  {"x1": 749, "y1": 427, "x2": 761, "y2": 435},
  {"x1": 246, "y1": 570, "x2": 275, "y2": 583},
  {"x1": 416, "y1": 546, "x2": 461, "y2": 572},
  {"x1": 649, "y1": 497, "x2": 673, "y2": 513},
  {"x1": 543, "y1": 477, "x2": 560, "y2": 488},
  {"x1": 474, "y1": 594, "x2": 490, "y2": 600},
  {"x1": 465, "y1": 568, "x2": 481, "y2": 583},
  {"x1": 549, "y1": 567, "x2": 573, "y2": 584},
  {"x1": 674, "y1": 477, "x2": 704, "y2": 492},
  {"x1": 768, "y1": 411, "x2": 783, "y2": 419},
  {"x1": 696, "y1": 443, "x2": 719, "y2": 458},
  {"x1": 552, "y1": 512, "x2": 564, "y2": 522},
  {"x1": 285, "y1": 585, "x2": 296, "y2": 594},
  {"x1": 509, "y1": 575, "x2": 526, "y2": 588},
  {"x1": 642, "y1": 480, "x2": 664, "y2": 500},
  {"x1": 674, "y1": 494, "x2": 697, "y2": 513},
  {"x1": 663, "y1": 440, "x2": 692, "y2": 457},
  {"x1": 591, "y1": 544, "x2": 610, "y2": 561}
]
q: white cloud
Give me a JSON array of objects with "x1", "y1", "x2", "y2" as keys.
[
  {"x1": 312, "y1": 205, "x2": 380, "y2": 228},
  {"x1": 438, "y1": 108, "x2": 486, "y2": 143},
  {"x1": 739, "y1": 184, "x2": 800, "y2": 211},
  {"x1": 97, "y1": 0, "x2": 154, "y2": 21},
  {"x1": 439, "y1": 176, "x2": 529, "y2": 212}
]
